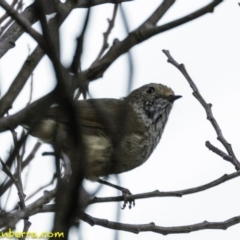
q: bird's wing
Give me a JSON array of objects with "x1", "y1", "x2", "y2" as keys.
[{"x1": 47, "y1": 99, "x2": 125, "y2": 132}]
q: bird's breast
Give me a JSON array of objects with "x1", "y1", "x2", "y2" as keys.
[{"x1": 83, "y1": 135, "x2": 113, "y2": 181}]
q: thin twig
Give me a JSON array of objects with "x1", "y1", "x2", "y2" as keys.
[
  {"x1": 82, "y1": 0, "x2": 223, "y2": 81},
  {"x1": 89, "y1": 171, "x2": 240, "y2": 204},
  {"x1": 0, "y1": 189, "x2": 56, "y2": 229},
  {"x1": 81, "y1": 212, "x2": 240, "y2": 235},
  {"x1": 3, "y1": 168, "x2": 240, "y2": 233},
  {"x1": 21, "y1": 219, "x2": 31, "y2": 240},
  {"x1": 2, "y1": 169, "x2": 240, "y2": 234},
  {"x1": 0, "y1": 141, "x2": 41, "y2": 197},
  {"x1": 3, "y1": 182, "x2": 12, "y2": 210},
  {"x1": 26, "y1": 175, "x2": 56, "y2": 201},
  {"x1": 0, "y1": 0, "x2": 45, "y2": 48},
  {"x1": 11, "y1": 130, "x2": 27, "y2": 210},
  {"x1": 205, "y1": 141, "x2": 236, "y2": 163},
  {"x1": 70, "y1": 4, "x2": 92, "y2": 99},
  {"x1": 1, "y1": 154, "x2": 27, "y2": 227},
  {"x1": 119, "y1": 4, "x2": 134, "y2": 94},
  {"x1": 0, "y1": 0, "x2": 132, "y2": 58},
  {"x1": 0, "y1": 0, "x2": 18, "y2": 24},
  {"x1": 0, "y1": 18, "x2": 14, "y2": 36},
  {"x1": 3, "y1": 194, "x2": 240, "y2": 236},
  {"x1": 162, "y1": 49, "x2": 240, "y2": 170},
  {"x1": 93, "y1": 4, "x2": 118, "y2": 63},
  {"x1": 71, "y1": 5, "x2": 91, "y2": 73},
  {"x1": 0, "y1": 157, "x2": 18, "y2": 185}
]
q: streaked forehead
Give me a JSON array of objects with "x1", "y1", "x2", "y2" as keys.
[{"x1": 152, "y1": 83, "x2": 174, "y2": 96}]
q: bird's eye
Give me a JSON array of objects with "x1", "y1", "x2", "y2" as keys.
[{"x1": 145, "y1": 86, "x2": 155, "y2": 94}]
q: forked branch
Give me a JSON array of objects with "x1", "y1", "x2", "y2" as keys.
[{"x1": 162, "y1": 49, "x2": 240, "y2": 171}]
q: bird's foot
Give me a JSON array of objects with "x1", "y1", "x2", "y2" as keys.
[
  {"x1": 97, "y1": 179, "x2": 135, "y2": 209},
  {"x1": 121, "y1": 188, "x2": 135, "y2": 210}
]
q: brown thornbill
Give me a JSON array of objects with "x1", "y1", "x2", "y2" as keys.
[{"x1": 25, "y1": 83, "x2": 181, "y2": 206}]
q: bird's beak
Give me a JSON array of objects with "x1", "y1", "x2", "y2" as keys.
[{"x1": 167, "y1": 95, "x2": 182, "y2": 103}]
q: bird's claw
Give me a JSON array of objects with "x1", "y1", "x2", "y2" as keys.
[{"x1": 121, "y1": 188, "x2": 135, "y2": 210}]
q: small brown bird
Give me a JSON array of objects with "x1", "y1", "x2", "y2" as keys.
[{"x1": 27, "y1": 83, "x2": 181, "y2": 181}]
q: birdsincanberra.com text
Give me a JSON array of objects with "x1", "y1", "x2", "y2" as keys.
[{"x1": 0, "y1": 229, "x2": 64, "y2": 238}]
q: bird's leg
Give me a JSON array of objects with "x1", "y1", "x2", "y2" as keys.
[{"x1": 98, "y1": 178, "x2": 135, "y2": 209}]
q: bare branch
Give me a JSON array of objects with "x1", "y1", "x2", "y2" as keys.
[
  {"x1": 70, "y1": 6, "x2": 91, "y2": 74},
  {"x1": 162, "y1": 49, "x2": 240, "y2": 170},
  {"x1": 89, "y1": 171, "x2": 240, "y2": 204},
  {"x1": 81, "y1": 212, "x2": 240, "y2": 235},
  {"x1": 0, "y1": 17, "x2": 14, "y2": 35},
  {"x1": 0, "y1": 0, "x2": 45, "y2": 48},
  {"x1": 155, "y1": 0, "x2": 223, "y2": 33},
  {"x1": 0, "y1": 141, "x2": 41, "y2": 197},
  {"x1": 0, "y1": 90, "x2": 57, "y2": 132},
  {"x1": 2, "y1": 170, "x2": 239, "y2": 234},
  {"x1": 0, "y1": 157, "x2": 18, "y2": 187},
  {"x1": 26, "y1": 174, "x2": 56, "y2": 201},
  {"x1": 0, "y1": 189, "x2": 56, "y2": 229},
  {"x1": 3, "y1": 200, "x2": 239, "y2": 236},
  {"x1": 0, "y1": 1, "x2": 77, "y2": 119},
  {"x1": 75, "y1": 0, "x2": 133, "y2": 8},
  {"x1": 1, "y1": 130, "x2": 27, "y2": 213},
  {"x1": 143, "y1": 0, "x2": 175, "y2": 25},
  {"x1": 81, "y1": 0, "x2": 223, "y2": 81},
  {"x1": 0, "y1": 0, "x2": 133, "y2": 58},
  {"x1": 205, "y1": 141, "x2": 237, "y2": 164},
  {"x1": 0, "y1": 0, "x2": 18, "y2": 24},
  {"x1": 93, "y1": 4, "x2": 119, "y2": 63},
  {"x1": 70, "y1": 3, "x2": 92, "y2": 99},
  {"x1": 0, "y1": 46, "x2": 44, "y2": 117}
]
